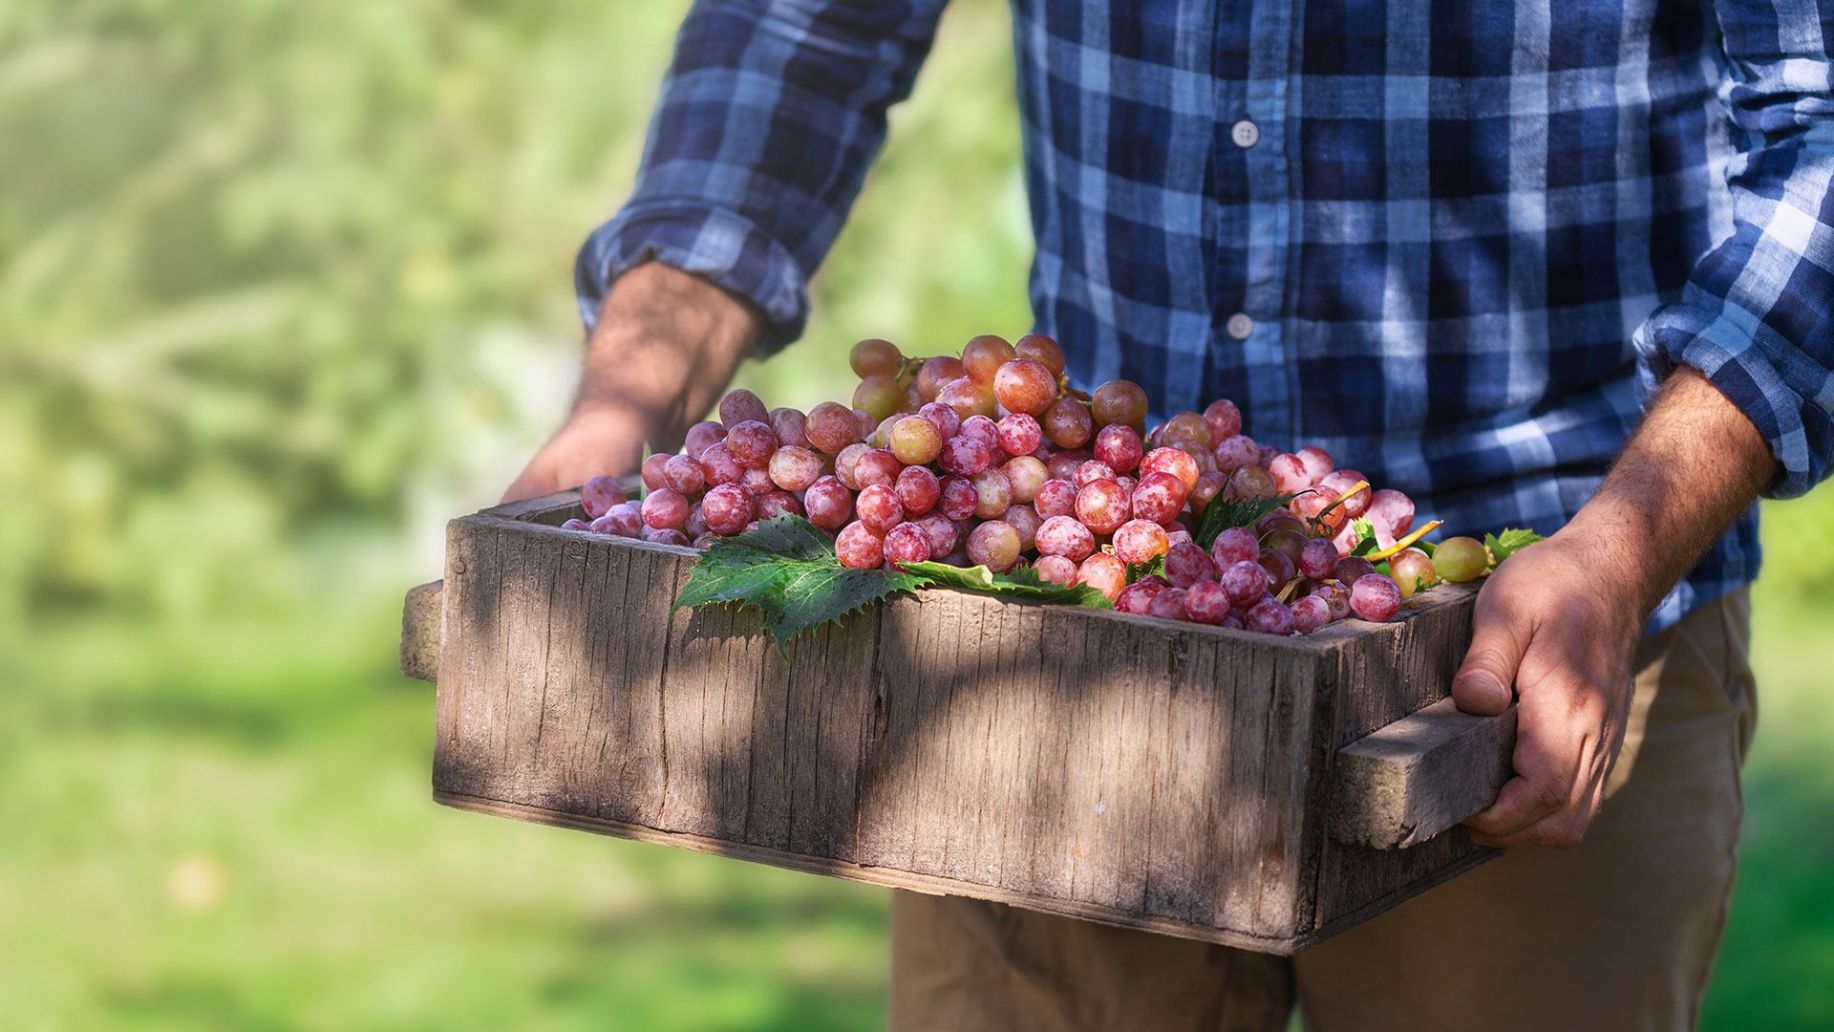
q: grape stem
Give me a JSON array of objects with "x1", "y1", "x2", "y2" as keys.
[
  {"x1": 1363, "y1": 520, "x2": 1444, "y2": 561},
  {"x1": 1304, "y1": 479, "x2": 1371, "y2": 536}
]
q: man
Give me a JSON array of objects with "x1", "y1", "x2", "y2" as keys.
[{"x1": 508, "y1": 1, "x2": 1832, "y2": 1028}]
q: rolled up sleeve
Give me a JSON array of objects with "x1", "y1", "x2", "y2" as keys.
[
  {"x1": 1634, "y1": 0, "x2": 1834, "y2": 498},
  {"x1": 576, "y1": 0, "x2": 949, "y2": 354}
]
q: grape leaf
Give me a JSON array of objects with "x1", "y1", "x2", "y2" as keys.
[
  {"x1": 1194, "y1": 488, "x2": 1300, "y2": 549},
  {"x1": 902, "y1": 561, "x2": 1113, "y2": 608},
  {"x1": 1483, "y1": 527, "x2": 1544, "y2": 563},
  {"x1": 1349, "y1": 519, "x2": 1381, "y2": 557},
  {"x1": 1123, "y1": 553, "x2": 1166, "y2": 585}
]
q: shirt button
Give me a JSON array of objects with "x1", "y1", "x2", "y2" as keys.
[
  {"x1": 1226, "y1": 313, "x2": 1255, "y2": 340},
  {"x1": 1231, "y1": 120, "x2": 1259, "y2": 148}
]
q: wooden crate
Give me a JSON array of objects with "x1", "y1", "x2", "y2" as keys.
[{"x1": 404, "y1": 489, "x2": 1515, "y2": 955}]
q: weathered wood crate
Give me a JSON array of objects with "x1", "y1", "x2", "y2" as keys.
[{"x1": 404, "y1": 488, "x2": 1515, "y2": 955}]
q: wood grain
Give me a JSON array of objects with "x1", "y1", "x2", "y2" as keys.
[{"x1": 1328, "y1": 697, "x2": 1518, "y2": 849}]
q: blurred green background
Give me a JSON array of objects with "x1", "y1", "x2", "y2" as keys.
[{"x1": 3, "y1": 1, "x2": 1830, "y2": 1028}]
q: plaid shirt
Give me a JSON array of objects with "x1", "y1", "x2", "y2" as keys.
[{"x1": 578, "y1": 0, "x2": 1834, "y2": 632}]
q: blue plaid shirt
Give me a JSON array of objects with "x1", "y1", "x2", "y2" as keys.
[{"x1": 578, "y1": 0, "x2": 1834, "y2": 632}]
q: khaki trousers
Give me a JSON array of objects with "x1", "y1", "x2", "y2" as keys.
[{"x1": 890, "y1": 591, "x2": 1756, "y2": 1032}]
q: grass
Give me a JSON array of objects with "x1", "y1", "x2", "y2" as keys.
[{"x1": 2, "y1": 574, "x2": 1828, "y2": 1030}]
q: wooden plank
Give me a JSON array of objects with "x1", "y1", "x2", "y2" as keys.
[
  {"x1": 400, "y1": 580, "x2": 443, "y2": 682},
  {"x1": 1328, "y1": 698, "x2": 1517, "y2": 849}
]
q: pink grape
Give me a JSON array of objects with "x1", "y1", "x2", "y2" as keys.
[
  {"x1": 1035, "y1": 515, "x2": 1096, "y2": 562},
  {"x1": 1131, "y1": 471, "x2": 1188, "y2": 525},
  {"x1": 562, "y1": 517, "x2": 590, "y2": 532},
  {"x1": 641, "y1": 453, "x2": 670, "y2": 491},
  {"x1": 1078, "y1": 553, "x2": 1129, "y2": 601},
  {"x1": 1034, "y1": 554, "x2": 1079, "y2": 586},
  {"x1": 1298, "y1": 538, "x2": 1339, "y2": 580},
  {"x1": 1165, "y1": 542, "x2": 1218, "y2": 588},
  {"x1": 768, "y1": 446, "x2": 824, "y2": 492},
  {"x1": 740, "y1": 467, "x2": 774, "y2": 497},
  {"x1": 889, "y1": 415, "x2": 945, "y2": 466},
  {"x1": 719, "y1": 389, "x2": 770, "y2": 427},
  {"x1": 699, "y1": 442, "x2": 744, "y2": 486},
  {"x1": 856, "y1": 484, "x2": 904, "y2": 532},
  {"x1": 590, "y1": 505, "x2": 643, "y2": 538},
  {"x1": 939, "y1": 434, "x2": 994, "y2": 477},
  {"x1": 896, "y1": 465, "x2": 941, "y2": 516},
  {"x1": 970, "y1": 468, "x2": 1014, "y2": 519},
  {"x1": 916, "y1": 357, "x2": 967, "y2": 401},
  {"x1": 853, "y1": 407, "x2": 879, "y2": 440},
  {"x1": 1350, "y1": 574, "x2": 1403, "y2": 621},
  {"x1": 914, "y1": 513, "x2": 959, "y2": 556},
  {"x1": 1368, "y1": 488, "x2": 1416, "y2": 537},
  {"x1": 805, "y1": 401, "x2": 864, "y2": 454},
  {"x1": 962, "y1": 335, "x2": 1016, "y2": 382},
  {"x1": 1334, "y1": 556, "x2": 1378, "y2": 584},
  {"x1": 684, "y1": 421, "x2": 727, "y2": 461},
  {"x1": 1147, "y1": 588, "x2": 1190, "y2": 622},
  {"x1": 1074, "y1": 460, "x2": 1116, "y2": 488},
  {"x1": 1291, "y1": 594, "x2": 1331, "y2": 634},
  {"x1": 1202, "y1": 399, "x2": 1243, "y2": 442},
  {"x1": 1295, "y1": 446, "x2": 1334, "y2": 483},
  {"x1": 918, "y1": 401, "x2": 962, "y2": 438},
  {"x1": 1140, "y1": 447, "x2": 1199, "y2": 492},
  {"x1": 581, "y1": 475, "x2": 627, "y2": 518},
  {"x1": 1318, "y1": 469, "x2": 1371, "y2": 518},
  {"x1": 756, "y1": 491, "x2": 802, "y2": 521},
  {"x1": 1115, "y1": 576, "x2": 1170, "y2": 614},
  {"x1": 1003, "y1": 455, "x2": 1049, "y2": 504},
  {"x1": 966, "y1": 520, "x2": 1022, "y2": 572},
  {"x1": 641, "y1": 527, "x2": 692, "y2": 547},
  {"x1": 1244, "y1": 597, "x2": 1296, "y2": 636},
  {"x1": 836, "y1": 521, "x2": 885, "y2": 569},
  {"x1": 1257, "y1": 443, "x2": 1281, "y2": 468},
  {"x1": 958, "y1": 414, "x2": 1000, "y2": 447},
  {"x1": 1311, "y1": 581, "x2": 1351, "y2": 621},
  {"x1": 939, "y1": 477, "x2": 979, "y2": 520},
  {"x1": 1258, "y1": 549, "x2": 1296, "y2": 589},
  {"x1": 662, "y1": 454, "x2": 705, "y2": 496},
  {"x1": 1093, "y1": 424, "x2": 1144, "y2": 473},
  {"x1": 641, "y1": 488, "x2": 690, "y2": 530},
  {"x1": 1184, "y1": 581, "x2": 1232, "y2": 624},
  {"x1": 1113, "y1": 519, "x2": 1171, "y2": 564},
  {"x1": 769, "y1": 407, "x2": 809, "y2": 449},
  {"x1": 1042, "y1": 397, "x2": 1094, "y2": 449},
  {"x1": 1225, "y1": 466, "x2": 1278, "y2": 500},
  {"x1": 938, "y1": 376, "x2": 997, "y2": 420},
  {"x1": 854, "y1": 448, "x2": 902, "y2": 489},
  {"x1": 803, "y1": 476, "x2": 853, "y2": 531},
  {"x1": 1075, "y1": 479, "x2": 1131, "y2": 535},
  {"x1": 684, "y1": 505, "x2": 710, "y2": 539},
  {"x1": 1213, "y1": 434, "x2": 1260, "y2": 473},
  {"x1": 1221, "y1": 560, "x2": 1270, "y2": 607},
  {"x1": 994, "y1": 358, "x2": 1059, "y2": 415},
  {"x1": 1211, "y1": 526, "x2": 1259, "y2": 568},
  {"x1": 699, "y1": 483, "x2": 754, "y2": 535},
  {"x1": 834, "y1": 442, "x2": 872, "y2": 490},
  {"x1": 1268, "y1": 453, "x2": 1312, "y2": 493},
  {"x1": 997, "y1": 413, "x2": 1044, "y2": 456},
  {"x1": 1262, "y1": 529, "x2": 1307, "y2": 566},
  {"x1": 883, "y1": 523, "x2": 932, "y2": 567},
  {"x1": 1034, "y1": 478, "x2": 1078, "y2": 519},
  {"x1": 726, "y1": 421, "x2": 778, "y2": 469}
]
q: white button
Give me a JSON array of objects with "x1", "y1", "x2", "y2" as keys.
[
  {"x1": 1231, "y1": 120, "x2": 1259, "y2": 148},
  {"x1": 1226, "y1": 313, "x2": 1255, "y2": 340}
]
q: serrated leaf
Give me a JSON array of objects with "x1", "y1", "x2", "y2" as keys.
[
  {"x1": 1124, "y1": 553, "x2": 1166, "y2": 584},
  {"x1": 1194, "y1": 487, "x2": 1301, "y2": 549},
  {"x1": 901, "y1": 561, "x2": 1113, "y2": 609},
  {"x1": 1483, "y1": 527, "x2": 1544, "y2": 563}
]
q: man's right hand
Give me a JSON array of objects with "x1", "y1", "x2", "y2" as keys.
[{"x1": 502, "y1": 263, "x2": 764, "y2": 503}]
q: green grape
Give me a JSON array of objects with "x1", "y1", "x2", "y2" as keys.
[{"x1": 1433, "y1": 537, "x2": 1489, "y2": 583}]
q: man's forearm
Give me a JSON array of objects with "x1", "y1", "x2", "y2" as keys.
[{"x1": 1567, "y1": 367, "x2": 1776, "y2": 616}]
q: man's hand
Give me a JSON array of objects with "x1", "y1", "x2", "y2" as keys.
[
  {"x1": 503, "y1": 263, "x2": 762, "y2": 503},
  {"x1": 1451, "y1": 367, "x2": 1775, "y2": 848}
]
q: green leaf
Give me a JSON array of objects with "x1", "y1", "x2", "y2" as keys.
[
  {"x1": 901, "y1": 561, "x2": 1113, "y2": 609},
  {"x1": 1124, "y1": 553, "x2": 1166, "y2": 585},
  {"x1": 1349, "y1": 519, "x2": 1381, "y2": 557},
  {"x1": 1483, "y1": 527, "x2": 1545, "y2": 564},
  {"x1": 1194, "y1": 488, "x2": 1300, "y2": 549}
]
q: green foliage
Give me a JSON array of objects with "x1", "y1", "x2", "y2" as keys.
[
  {"x1": 1193, "y1": 491, "x2": 1298, "y2": 549},
  {"x1": 1484, "y1": 527, "x2": 1544, "y2": 563},
  {"x1": 901, "y1": 560, "x2": 1112, "y2": 608}
]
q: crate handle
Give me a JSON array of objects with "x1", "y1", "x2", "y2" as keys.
[
  {"x1": 401, "y1": 580, "x2": 443, "y2": 682},
  {"x1": 1326, "y1": 697, "x2": 1518, "y2": 850}
]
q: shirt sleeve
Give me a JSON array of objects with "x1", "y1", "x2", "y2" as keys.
[
  {"x1": 575, "y1": 0, "x2": 950, "y2": 354},
  {"x1": 1633, "y1": 0, "x2": 1834, "y2": 498}
]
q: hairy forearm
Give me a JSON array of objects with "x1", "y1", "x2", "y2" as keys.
[{"x1": 1566, "y1": 367, "x2": 1776, "y2": 616}]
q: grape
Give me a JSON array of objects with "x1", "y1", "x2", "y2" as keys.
[
  {"x1": 869, "y1": 419, "x2": 928, "y2": 470},
  {"x1": 1367, "y1": 488, "x2": 1415, "y2": 538},
  {"x1": 853, "y1": 374, "x2": 904, "y2": 421},
  {"x1": 1224, "y1": 466, "x2": 1278, "y2": 501},
  {"x1": 1203, "y1": 398, "x2": 1243, "y2": 441},
  {"x1": 1131, "y1": 471, "x2": 1188, "y2": 526},
  {"x1": 1004, "y1": 503, "x2": 1042, "y2": 552},
  {"x1": 836, "y1": 521, "x2": 885, "y2": 569},
  {"x1": 833, "y1": 443, "x2": 871, "y2": 491},
  {"x1": 1257, "y1": 443, "x2": 1281, "y2": 468},
  {"x1": 1256, "y1": 510, "x2": 1306, "y2": 536},
  {"x1": 740, "y1": 467, "x2": 774, "y2": 497},
  {"x1": 1114, "y1": 576, "x2": 1170, "y2": 615},
  {"x1": 803, "y1": 476, "x2": 854, "y2": 531},
  {"x1": 1162, "y1": 411, "x2": 1213, "y2": 452},
  {"x1": 883, "y1": 522, "x2": 932, "y2": 567},
  {"x1": 1258, "y1": 529, "x2": 1304, "y2": 568},
  {"x1": 1350, "y1": 574, "x2": 1403, "y2": 621},
  {"x1": 1034, "y1": 479, "x2": 1078, "y2": 519},
  {"x1": 1298, "y1": 537, "x2": 1339, "y2": 580},
  {"x1": 1003, "y1": 455, "x2": 1049, "y2": 504},
  {"x1": 1189, "y1": 471, "x2": 1228, "y2": 515},
  {"x1": 756, "y1": 491, "x2": 802, "y2": 521},
  {"x1": 918, "y1": 401, "x2": 962, "y2": 439},
  {"x1": 1317, "y1": 469, "x2": 1371, "y2": 518},
  {"x1": 850, "y1": 338, "x2": 903, "y2": 378},
  {"x1": 966, "y1": 520, "x2": 1022, "y2": 572},
  {"x1": 895, "y1": 465, "x2": 941, "y2": 516},
  {"x1": 1296, "y1": 446, "x2": 1335, "y2": 484},
  {"x1": 1210, "y1": 526, "x2": 1260, "y2": 568},
  {"x1": 1042, "y1": 397, "x2": 1094, "y2": 448},
  {"x1": 641, "y1": 527, "x2": 693, "y2": 548},
  {"x1": 1014, "y1": 332, "x2": 1066, "y2": 375},
  {"x1": 853, "y1": 407, "x2": 879, "y2": 440},
  {"x1": 996, "y1": 413, "x2": 1044, "y2": 456},
  {"x1": 562, "y1": 517, "x2": 590, "y2": 532},
  {"x1": 684, "y1": 421, "x2": 728, "y2": 461},
  {"x1": 939, "y1": 476, "x2": 980, "y2": 520},
  {"x1": 1035, "y1": 515, "x2": 1096, "y2": 562},
  {"x1": 641, "y1": 453, "x2": 670, "y2": 491},
  {"x1": 724, "y1": 420, "x2": 779, "y2": 469},
  {"x1": 768, "y1": 408, "x2": 809, "y2": 450},
  {"x1": 1334, "y1": 556, "x2": 1378, "y2": 585},
  {"x1": 641, "y1": 488, "x2": 691, "y2": 530},
  {"x1": 1147, "y1": 588, "x2": 1190, "y2": 622},
  {"x1": 656, "y1": 454, "x2": 702, "y2": 496},
  {"x1": 871, "y1": 413, "x2": 901, "y2": 449},
  {"x1": 1213, "y1": 434, "x2": 1260, "y2": 474},
  {"x1": 1093, "y1": 424, "x2": 1144, "y2": 474},
  {"x1": 1245, "y1": 597, "x2": 1297, "y2": 636},
  {"x1": 855, "y1": 484, "x2": 905, "y2": 532},
  {"x1": 916, "y1": 357, "x2": 967, "y2": 401},
  {"x1": 692, "y1": 533, "x2": 717, "y2": 550},
  {"x1": 1183, "y1": 581, "x2": 1233, "y2": 624},
  {"x1": 1090, "y1": 380, "x2": 1149, "y2": 427},
  {"x1": 1291, "y1": 595, "x2": 1331, "y2": 634},
  {"x1": 767, "y1": 446, "x2": 824, "y2": 492},
  {"x1": 579, "y1": 475, "x2": 627, "y2": 518},
  {"x1": 1074, "y1": 460, "x2": 1117, "y2": 487},
  {"x1": 805, "y1": 401, "x2": 864, "y2": 454},
  {"x1": 915, "y1": 513, "x2": 959, "y2": 556},
  {"x1": 1141, "y1": 447, "x2": 1199, "y2": 492},
  {"x1": 1390, "y1": 548, "x2": 1439, "y2": 597},
  {"x1": 939, "y1": 434, "x2": 994, "y2": 477},
  {"x1": 1077, "y1": 553, "x2": 1128, "y2": 601},
  {"x1": 718, "y1": 389, "x2": 770, "y2": 427},
  {"x1": 962, "y1": 335, "x2": 1016, "y2": 383},
  {"x1": 1268, "y1": 453, "x2": 1313, "y2": 494},
  {"x1": 1331, "y1": 519, "x2": 1362, "y2": 556},
  {"x1": 1258, "y1": 549, "x2": 1296, "y2": 590},
  {"x1": 1221, "y1": 560, "x2": 1270, "y2": 607},
  {"x1": 938, "y1": 376, "x2": 998, "y2": 420},
  {"x1": 1165, "y1": 541, "x2": 1218, "y2": 588},
  {"x1": 1075, "y1": 479, "x2": 1131, "y2": 535},
  {"x1": 684, "y1": 504, "x2": 710, "y2": 540},
  {"x1": 693, "y1": 441, "x2": 739, "y2": 487},
  {"x1": 1033, "y1": 554, "x2": 1079, "y2": 586},
  {"x1": 700, "y1": 483, "x2": 755, "y2": 535},
  {"x1": 1311, "y1": 581, "x2": 1351, "y2": 621},
  {"x1": 970, "y1": 468, "x2": 1013, "y2": 519},
  {"x1": 854, "y1": 448, "x2": 903, "y2": 490},
  {"x1": 993, "y1": 359, "x2": 1058, "y2": 415},
  {"x1": 1113, "y1": 518, "x2": 1172, "y2": 565},
  {"x1": 1045, "y1": 449, "x2": 1090, "y2": 481},
  {"x1": 589, "y1": 506, "x2": 643, "y2": 537},
  {"x1": 1433, "y1": 537, "x2": 1489, "y2": 583},
  {"x1": 1290, "y1": 489, "x2": 1346, "y2": 533},
  {"x1": 958, "y1": 414, "x2": 999, "y2": 447}
]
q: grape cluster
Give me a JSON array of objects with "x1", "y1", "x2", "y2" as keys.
[{"x1": 563, "y1": 333, "x2": 1453, "y2": 634}]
